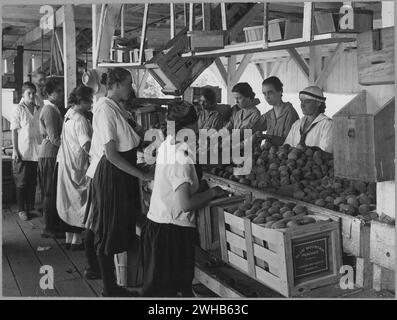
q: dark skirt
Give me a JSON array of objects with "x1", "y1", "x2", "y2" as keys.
[
  {"x1": 91, "y1": 148, "x2": 141, "y2": 256},
  {"x1": 140, "y1": 218, "x2": 197, "y2": 297}
]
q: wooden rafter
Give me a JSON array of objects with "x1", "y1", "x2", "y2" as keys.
[
  {"x1": 233, "y1": 54, "x2": 253, "y2": 83},
  {"x1": 287, "y1": 48, "x2": 309, "y2": 79},
  {"x1": 315, "y1": 43, "x2": 346, "y2": 87}
]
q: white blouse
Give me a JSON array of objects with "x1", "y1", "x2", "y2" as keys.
[
  {"x1": 10, "y1": 101, "x2": 42, "y2": 161},
  {"x1": 284, "y1": 113, "x2": 333, "y2": 153},
  {"x1": 147, "y1": 136, "x2": 199, "y2": 228},
  {"x1": 86, "y1": 97, "x2": 141, "y2": 178}
]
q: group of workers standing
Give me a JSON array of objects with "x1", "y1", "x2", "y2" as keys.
[{"x1": 10, "y1": 66, "x2": 333, "y2": 297}]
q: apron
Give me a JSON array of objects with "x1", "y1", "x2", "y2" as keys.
[{"x1": 56, "y1": 112, "x2": 91, "y2": 227}]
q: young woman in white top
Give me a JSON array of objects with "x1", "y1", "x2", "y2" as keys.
[
  {"x1": 56, "y1": 85, "x2": 94, "y2": 251},
  {"x1": 10, "y1": 82, "x2": 42, "y2": 221},
  {"x1": 285, "y1": 86, "x2": 333, "y2": 154},
  {"x1": 141, "y1": 101, "x2": 227, "y2": 297},
  {"x1": 87, "y1": 67, "x2": 152, "y2": 297}
]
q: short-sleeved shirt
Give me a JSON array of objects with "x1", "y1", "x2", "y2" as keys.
[
  {"x1": 284, "y1": 113, "x2": 333, "y2": 153},
  {"x1": 39, "y1": 100, "x2": 63, "y2": 158},
  {"x1": 56, "y1": 108, "x2": 92, "y2": 164},
  {"x1": 257, "y1": 102, "x2": 299, "y2": 138},
  {"x1": 10, "y1": 100, "x2": 42, "y2": 161},
  {"x1": 198, "y1": 108, "x2": 223, "y2": 130},
  {"x1": 224, "y1": 105, "x2": 261, "y2": 132},
  {"x1": 86, "y1": 97, "x2": 141, "y2": 178},
  {"x1": 147, "y1": 135, "x2": 199, "y2": 228}
]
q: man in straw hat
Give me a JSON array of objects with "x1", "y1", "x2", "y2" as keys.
[{"x1": 284, "y1": 86, "x2": 333, "y2": 153}]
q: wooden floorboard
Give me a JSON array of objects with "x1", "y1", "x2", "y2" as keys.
[
  {"x1": 15, "y1": 213, "x2": 98, "y2": 297},
  {"x1": 2, "y1": 254, "x2": 22, "y2": 297},
  {"x1": 2, "y1": 208, "x2": 58, "y2": 297},
  {"x1": 30, "y1": 216, "x2": 103, "y2": 296}
]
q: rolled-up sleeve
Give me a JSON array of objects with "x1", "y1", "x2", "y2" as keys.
[
  {"x1": 95, "y1": 107, "x2": 117, "y2": 146},
  {"x1": 10, "y1": 106, "x2": 21, "y2": 130}
]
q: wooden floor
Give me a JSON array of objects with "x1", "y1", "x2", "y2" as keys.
[
  {"x1": 2, "y1": 203, "x2": 394, "y2": 298},
  {"x1": 2, "y1": 204, "x2": 103, "y2": 297}
]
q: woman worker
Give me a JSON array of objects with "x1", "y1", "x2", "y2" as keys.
[
  {"x1": 141, "y1": 101, "x2": 228, "y2": 297},
  {"x1": 56, "y1": 85, "x2": 94, "y2": 250},
  {"x1": 224, "y1": 82, "x2": 261, "y2": 132},
  {"x1": 284, "y1": 86, "x2": 333, "y2": 154},
  {"x1": 255, "y1": 76, "x2": 299, "y2": 145},
  {"x1": 86, "y1": 67, "x2": 152, "y2": 296},
  {"x1": 197, "y1": 87, "x2": 223, "y2": 131}
]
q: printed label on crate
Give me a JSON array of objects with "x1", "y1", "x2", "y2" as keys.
[{"x1": 292, "y1": 236, "x2": 329, "y2": 280}]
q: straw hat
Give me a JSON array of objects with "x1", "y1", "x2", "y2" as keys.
[{"x1": 299, "y1": 86, "x2": 326, "y2": 102}]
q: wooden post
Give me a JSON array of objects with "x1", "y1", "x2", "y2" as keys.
[
  {"x1": 170, "y1": 3, "x2": 175, "y2": 39},
  {"x1": 120, "y1": 4, "x2": 125, "y2": 38},
  {"x1": 189, "y1": 3, "x2": 194, "y2": 32},
  {"x1": 22, "y1": 51, "x2": 31, "y2": 82},
  {"x1": 226, "y1": 56, "x2": 237, "y2": 105},
  {"x1": 138, "y1": 4, "x2": 149, "y2": 64},
  {"x1": 302, "y1": 2, "x2": 313, "y2": 42},
  {"x1": 202, "y1": 3, "x2": 211, "y2": 31},
  {"x1": 221, "y1": 3, "x2": 227, "y2": 31},
  {"x1": 63, "y1": 4, "x2": 77, "y2": 108},
  {"x1": 263, "y1": 2, "x2": 269, "y2": 46},
  {"x1": 14, "y1": 45, "x2": 24, "y2": 99},
  {"x1": 309, "y1": 46, "x2": 322, "y2": 85},
  {"x1": 92, "y1": 4, "x2": 99, "y2": 69},
  {"x1": 315, "y1": 43, "x2": 345, "y2": 87}
]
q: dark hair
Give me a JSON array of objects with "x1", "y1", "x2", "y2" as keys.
[
  {"x1": 262, "y1": 76, "x2": 283, "y2": 92},
  {"x1": 22, "y1": 82, "x2": 36, "y2": 94},
  {"x1": 68, "y1": 85, "x2": 94, "y2": 106},
  {"x1": 44, "y1": 78, "x2": 63, "y2": 96},
  {"x1": 201, "y1": 87, "x2": 217, "y2": 105},
  {"x1": 232, "y1": 82, "x2": 255, "y2": 99},
  {"x1": 167, "y1": 101, "x2": 198, "y2": 133},
  {"x1": 103, "y1": 67, "x2": 131, "y2": 90},
  {"x1": 319, "y1": 102, "x2": 326, "y2": 114}
]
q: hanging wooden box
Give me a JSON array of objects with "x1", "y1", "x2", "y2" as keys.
[
  {"x1": 217, "y1": 204, "x2": 342, "y2": 297},
  {"x1": 188, "y1": 30, "x2": 226, "y2": 51},
  {"x1": 357, "y1": 27, "x2": 394, "y2": 85},
  {"x1": 145, "y1": 29, "x2": 214, "y2": 96},
  {"x1": 333, "y1": 91, "x2": 395, "y2": 182},
  {"x1": 284, "y1": 19, "x2": 303, "y2": 40}
]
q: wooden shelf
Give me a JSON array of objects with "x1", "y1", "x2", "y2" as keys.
[
  {"x1": 181, "y1": 33, "x2": 358, "y2": 58},
  {"x1": 97, "y1": 62, "x2": 146, "y2": 69}
]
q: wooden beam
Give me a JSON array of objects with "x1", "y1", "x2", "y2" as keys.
[
  {"x1": 63, "y1": 4, "x2": 77, "y2": 108},
  {"x1": 255, "y1": 63, "x2": 265, "y2": 80},
  {"x1": 92, "y1": 4, "x2": 98, "y2": 70},
  {"x1": 287, "y1": 48, "x2": 309, "y2": 79},
  {"x1": 233, "y1": 54, "x2": 253, "y2": 83},
  {"x1": 227, "y1": 55, "x2": 237, "y2": 105},
  {"x1": 213, "y1": 58, "x2": 227, "y2": 87},
  {"x1": 315, "y1": 43, "x2": 345, "y2": 87},
  {"x1": 138, "y1": 4, "x2": 149, "y2": 65},
  {"x1": 263, "y1": 2, "x2": 269, "y2": 46},
  {"x1": 221, "y1": 3, "x2": 227, "y2": 31},
  {"x1": 202, "y1": 3, "x2": 211, "y2": 31},
  {"x1": 3, "y1": 6, "x2": 66, "y2": 60},
  {"x1": 302, "y1": 2, "x2": 313, "y2": 42},
  {"x1": 96, "y1": 4, "x2": 122, "y2": 66},
  {"x1": 189, "y1": 3, "x2": 194, "y2": 32},
  {"x1": 309, "y1": 46, "x2": 322, "y2": 85},
  {"x1": 170, "y1": 3, "x2": 175, "y2": 39},
  {"x1": 269, "y1": 60, "x2": 281, "y2": 76},
  {"x1": 120, "y1": 4, "x2": 125, "y2": 38}
]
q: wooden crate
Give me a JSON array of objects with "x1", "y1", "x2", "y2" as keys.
[
  {"x1": 197, "y1": 195, "x2": 247, "y2": 251},
  {"x1": 188, "y1": 30, "x2": 225, "y2": 51},
  {"x1": 204, "y1": 171, "x2": 371, "y2": 259},
  {"x1": 217, "y1": 206, "x2": 342, "y2": 297},
  {"x1": 145, "y1": 29, "x2": 214, "y2": 96},
  {"x1": 357, "y1": 27, "x2": 394, "y2": 85},
  {"x1": 333, "y1": 91, "x2": 395, "y2": 182},
  {"x1": 284, "y1": 19, "x2": 303, "y2": 40},
  {"x1": 243, "y1": 19, "x2": 286, "y2": 42},
  {"x1": 369, "y1": 220, "x2": 395, "y2": 292},
  {"x1": 131, "y1": 105, "x2": 166, "y2": 131}
]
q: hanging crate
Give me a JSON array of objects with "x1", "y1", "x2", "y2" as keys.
[
  {"x1": 217, "y1": 204, "x2": 342, "y2": 297},
  {"x1": 357, "y1": 27, "x2": 394, "y2": 85},
  {"x1": 333, "y1": 91, "x2": 395, "y2": 182}
]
